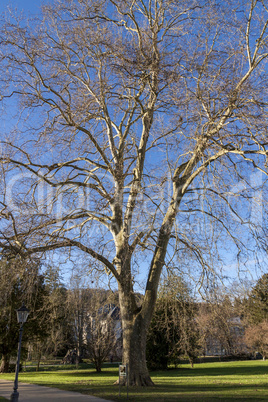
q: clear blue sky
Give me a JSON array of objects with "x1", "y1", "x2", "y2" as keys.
[{"x1": 0, "y1": 0, "x2": 52, "y2": 14}]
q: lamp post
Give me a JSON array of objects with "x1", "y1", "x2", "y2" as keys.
[{"x1": 10, "y1": 303, "x2": 30, "y2": 402}]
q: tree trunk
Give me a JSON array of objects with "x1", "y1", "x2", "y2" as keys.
[
  {"x1": 0, "y1": 353, "x2": 10, "y2": 373},
  {"x1": 36, "y1": 349, "x2": 41, "y2": 372},
  {"x1": 189, "y1": 357, "x2": 194, "y2": 368},
  {"x1": 95, "y1": 359, "x2": 102, "y2": 372},
  {"x1": 123, "y1": 314, "x2": 154, "y2": 386},
  {"x1": 118, "y1": 283, "x2": 154, "y2": 386}
]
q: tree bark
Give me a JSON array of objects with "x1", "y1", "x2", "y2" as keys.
[
  {"x1": 118, "y1": 280, "x2": 154, "y2": 386},
  {"x1": 36, "y1": 349, "x2": 41, "y2": 372},
  {"x1": 123, "y1": 314, "x2": 154, "y2": 386},
  {"x1": 0, "y1": 353, "x2": 10, "y2": 373},
  {"x1": 95, "y1": 360, "x2": 102, "y2": 372}
]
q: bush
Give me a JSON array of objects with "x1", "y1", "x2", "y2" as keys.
[{"x1": 8, "y1": 363, "x2": 22, "y2": 372}]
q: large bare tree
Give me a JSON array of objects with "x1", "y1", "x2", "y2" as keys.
[{"x1": 0, "y1": 0, "x2": 268, "y2": 385}]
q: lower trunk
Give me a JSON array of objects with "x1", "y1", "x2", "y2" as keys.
[
  {"x1": 117, "y1": 255, "x2": 159, "y2": 386},
  {"x1": 189, "y1": 357, "x2": 194, "y2": 368},
  {"x1": 36, "y1": 349, "x2": 41, "y2": 372},
  {"x1": 123, "y1": 314, "x2": 154, "y2": 386},
  {"x1": 75, "y1": 346, "x2": 83, "y2": 368},
  {"x1": 119, "y1": 296, "x2": 154, "y2": 387},
  {"x1": 0, "y1": 354, "x2": 10, "y2": 373},
  {"x1": 95, "y1": 359, "x2": 102, "y2": 372}
]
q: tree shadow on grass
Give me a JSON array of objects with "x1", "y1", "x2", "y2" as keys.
[
  {"x1": 153, "y1": 364, "x2": 268, "y2": 378},
  {"x1": 94, "y1": 382, "x2": 268, "y2": 401},
  {"x1": 39, "y1": 368, "x2": 268, "y2": 401},
  {"x1": 40, "y1": 362, "x2": 268, "y2": 379},
  {"x1": 82, "y1": 382, "x2": 268, "y2": 402}
]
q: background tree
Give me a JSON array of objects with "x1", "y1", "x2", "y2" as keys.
[
  {"x1": 180, "y1": 313, "x2": 201, "y2": 368},
  {"x1": 66, "y1": 284, "x2": 91, "y2": 366},
  {"x1": 244, "y1": 320, "x2": 268, "y2": 360},
  {"x1": 0, "y1": 0, "x2": 268, "y2": 385},
  {"x1": 147, "y1": 275, "x2": 200, "y2": 369},
  {"x1": 64, "y1": 278, "x2": 120, "y2": 372},
  {"x1": 43, "y1": 285, "x2": 69, "y2": 359},
  {"x1": 197, "y1": 295, "x2": 244, "y2": 357},
  {"x1": 85, "y1": 290, "x2": 119, "y2": 372},
  {"x1": 0, "y1": 257, "x2": 50, "y2": 373},
  {"x1": 146, "y1": 299, "x2": 178, "y2": 370},
  {"x1": 242, "y1": 274, "x2": 268, "y2": 325},
  {"x1": 240, "y1": 274, "x2": 268, "y2": 359},
  {"x1": 30, "y1": 266, "x2": 70, "y2": 366}
]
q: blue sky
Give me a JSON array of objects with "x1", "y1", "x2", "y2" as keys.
[{"x1": 0, "y1": 0, "x2": 51, "y2": 14}]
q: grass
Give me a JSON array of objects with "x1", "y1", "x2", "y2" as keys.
[{"x1": 1, "y1": 360, "x2": 268, "y2": 401}]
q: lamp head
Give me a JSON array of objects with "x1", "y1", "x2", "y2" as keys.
[{"x1": 16, "y1": 303, "x2": 30, "y2": 324}]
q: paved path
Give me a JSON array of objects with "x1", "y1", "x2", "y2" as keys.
[{"x1": 0, "y1": 380, "x2": 113, "y2": 401}]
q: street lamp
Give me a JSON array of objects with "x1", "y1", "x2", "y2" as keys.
[{"x1": 10, "y1": 303, "x2": 30, "y2": 402}]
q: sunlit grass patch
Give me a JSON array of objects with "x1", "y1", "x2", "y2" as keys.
[{"x1": 1, "y1": 360, "x2": 268, "y2": 401}]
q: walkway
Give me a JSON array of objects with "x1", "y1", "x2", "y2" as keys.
[{"x1": 0, "y1": 380, "x2": 113, "y2": 402}]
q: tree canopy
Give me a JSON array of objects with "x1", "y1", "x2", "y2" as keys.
[{"x1": 243, "y1": 274, "x2": 268, "y2": 325}]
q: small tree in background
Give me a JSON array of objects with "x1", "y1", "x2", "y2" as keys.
[
  {"x1": 66, "y1": 286, "x2": 91, "y2": 366},
  {"x1": 244, "y1": 320, "x2": 268, "y2": 360},
  {"x1": 86, "y1": 295, "x2": 119, "y2": 372},
  {"x1": 146, "y1": 275, "x2": 200, "y2": 369},
  {"x1": 197, "y1": 295, "x2": 244, "y2": 357},
  {"x1": 146, "y1": 301, "x2": 178, "y2": 370},
  {"x1": 65, "y1": 272, "x2": 119, "y2": 372},
  {"x1": 180, "y1": 314, "x2": 201, "y2": 368},
  {"x1": 43, "y1": 285, "x2": 70, "y2": 359}
]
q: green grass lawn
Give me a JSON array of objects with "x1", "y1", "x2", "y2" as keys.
[{"x1": 1, "y1": 360, "x2": 268, "y2": 401}]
